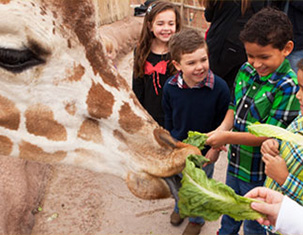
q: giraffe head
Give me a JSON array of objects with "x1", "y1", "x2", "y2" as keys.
[{"x1": 0, "y1": 0, "x2": 201, "y2": 199}]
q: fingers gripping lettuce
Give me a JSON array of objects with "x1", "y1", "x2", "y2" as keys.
[
  {"x1": 182, "y1": 131, "x2": 208, "y2": 150},
  {"x1": 178, "y1": 157, "x2": 264, "y2": 221}
]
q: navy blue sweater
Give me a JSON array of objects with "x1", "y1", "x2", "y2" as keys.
[{"x1": 162, "y1": 74, "x2": 230, "y2": 154}]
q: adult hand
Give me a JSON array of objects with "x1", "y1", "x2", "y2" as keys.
[{"x1": 245, "y1": 187, "x2": 283, "y2": 226}]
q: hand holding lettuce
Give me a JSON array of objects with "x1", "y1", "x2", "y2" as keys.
[{"x1": 178, "y1": 157, "x2": 265, "y2": 221}]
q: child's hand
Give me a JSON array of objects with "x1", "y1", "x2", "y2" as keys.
[
  {"x1": 205, "y1": 131, "x2": 228, "y2": 149},
  {"x1": 262, "y1": 153, "x2": 289, "y2": 186},
  {"x1": 261, "y1": 139, "x2": 279, "y2": 157},
  {"x1": 203, "y1": 148, "x2": 220, "y2": 167}
]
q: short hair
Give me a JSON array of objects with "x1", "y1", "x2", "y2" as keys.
[
  {"x1": 298, "y1": 59, "x2": 303, "y2": 72},
  {"x1": 240, "y1": 7, "x2": 293, "y2": 50},
  {"x1": 169, "y1": 28, "x2": 207, "y2": 63}
]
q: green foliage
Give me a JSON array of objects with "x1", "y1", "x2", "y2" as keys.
[
  {"x1": 178, "y1": 158, "x2": 264, "y2": 221},
  {"x1": 248, "y1": 123, "x2": 303, "y2": 146},
  {"x1": 182, "y1": 131, "x2": 208, "y2": 150}
]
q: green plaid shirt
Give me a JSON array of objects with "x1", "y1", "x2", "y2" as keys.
[
  {"x1": 228, "y1": 59, "x2": 300, "y2": 183},
  {"x1": 265, "y1": 113, "x2": 303, "y2": 205}
]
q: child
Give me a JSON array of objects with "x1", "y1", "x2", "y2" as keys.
[
  {"x1": 132, "y1": 0, "x2": 181, "y2": 127},
  {"x1": 162, "y1": 28, "x2": 230, "y2": 235},
  {"x1": 205, "y1": 7, "x2": 300, "y2": 235},
  {"x1": 261, "y1": 58, "x2": 303, "y2": 206}
]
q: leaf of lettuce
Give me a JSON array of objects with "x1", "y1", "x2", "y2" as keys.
[
  {"x1": 187, "y1": 154, "x2": 210, "y2": 169},
  {"x1": 248, "y1": 123, "x2": 303, "y2": 146},
  {"x1": 178, "y1": 158, "x2": 264, "y2": 221},
  {"x1": 182, "y1": 131, "x2": 208, "y2": 150}
]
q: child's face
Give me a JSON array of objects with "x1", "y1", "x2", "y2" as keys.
[
  {"x1": 244, "y1": 41, "x2": 293, "y2": 77},
  {"x1": 150, "y1": 9, "x2": 176, "y2": 44},
  {"x1": 296, "y1": 69, "x2": 303, "y2": 113},
  {"x1": 172, "y1": 46, "x2": 209, "y2": 88}
]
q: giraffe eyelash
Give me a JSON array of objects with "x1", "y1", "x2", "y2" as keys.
[{"x1": 0, "y1": 48, "x2": 45, "y2": 73}]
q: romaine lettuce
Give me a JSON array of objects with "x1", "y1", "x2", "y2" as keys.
[
  {"x1": 178, "y1": 157, "x2": 264, "y2": 221},
  {"x1": 182, "y1": 131, "x2": 208, "y2": 150},
  {"x1": 248, "y1": 123, "x2": 303, "y2": 146}
]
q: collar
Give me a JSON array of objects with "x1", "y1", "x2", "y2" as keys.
[
  {"x1": 243, "y1": 59, "x2": 294, "y2": 83},
  {"x1": 169, "y1": 70, "x2": 215, "y2": 89}
]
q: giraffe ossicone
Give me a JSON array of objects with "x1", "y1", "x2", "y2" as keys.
[{"x1": 0, "y1": 0, "x2": 200, "y2": 199}]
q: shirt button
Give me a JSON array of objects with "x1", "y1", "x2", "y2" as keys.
[
  {"x1": 232, "y1": 153, "x2": 236, "y2": 157},
  {"x1": 237, "y1": 120, "x2": 240, "y2": 124},
  {"x1": 244, "y1": 104, "x2": 248, "y2": 108},
  {"x1": 252, "y1": 86, "x2": 256, "y2": 90}
]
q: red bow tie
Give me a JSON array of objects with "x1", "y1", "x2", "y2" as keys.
[{"x1": 144, "y1": 60, "x2": 169, "y2": 95}]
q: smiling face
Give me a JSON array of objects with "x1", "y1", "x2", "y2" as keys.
[
  {"x1": 244, "y1": 41, "x2": 293, "y2": 77},
  {"x1": 173, "y1": 46, "x2": 209, "y2": 88},
  {"x1": 150, "y1": 9, "x2": 176, "y2": 44}
]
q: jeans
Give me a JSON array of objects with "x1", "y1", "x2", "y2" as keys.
[
  {"x1": 218, "y1": 173, "x2": 266, "y2": 235},
  {"x1": 287, "y1": 50, "x2": 303, "y2": 73},
  {"x1": 174, "y1": 163, "x2": 214, "y2": 225}
]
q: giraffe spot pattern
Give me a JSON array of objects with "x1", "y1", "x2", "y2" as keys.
[
  {"x1": 119, "y1": 102, "x2": 144, "y2": 134},
  {"x1": 25, "y1": 104, "x2": 67, "y2": 141},
  {"x1": 86, "y1": 81, "x2": 114, "y2": 119},
  {"x1": 0, "y1": 95, "x2": 20, "y2": 130},
  {"x1": 0, "y1": 135, "x2": 13, "y2": 155},
  {"x1": 77, "y1": 118, "x2": 103, "y2": 144},
  {"x1": 19, "y1": 141, "x2": 66, "y2": 163}
]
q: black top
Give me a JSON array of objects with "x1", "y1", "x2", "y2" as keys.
[
  {"x1": 205, "y1": 0, "x2": 266, "y2": 88},
  {"x1": 132, "y1": 51, "x2": 171, "y2": 127}
]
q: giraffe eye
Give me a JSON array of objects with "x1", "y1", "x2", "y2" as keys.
[{"x1": 0, "y1": 48, "x2": 45, "y2": 73}]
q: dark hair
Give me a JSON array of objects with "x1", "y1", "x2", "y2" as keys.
[
  {"x1": 169, "y1": 28, "x2": 207, "y2": 63},
  {"x1": 133, "y1": 0, "x2": 182, "y2": 78},
  {"x1": 298, "y1": 59, "x2": 303, "y2": 72},
  {"x1": 239, "y1": 7, "x2": 293, "y2": 50}
]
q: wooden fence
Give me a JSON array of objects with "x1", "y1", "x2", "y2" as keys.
[
  {"x1": 97, "y1": 0, "x2": 131, "y2": 25},
  {"x1": 129, "y1": 0, "x2": 208, "y2": 33}
]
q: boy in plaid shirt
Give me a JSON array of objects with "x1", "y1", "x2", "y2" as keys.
[
  {"x1": 205, "y1": 8, "x2": 300, "y2": 235},
  {"x1": 261, "y1": 58, "x2": 303, "y2": 206}
]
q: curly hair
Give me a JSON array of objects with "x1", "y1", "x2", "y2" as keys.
[{"x1": 239, "y1": 7, "x2": 293, "y2": 50}]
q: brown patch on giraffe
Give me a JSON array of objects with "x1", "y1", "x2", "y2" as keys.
[
  {"x1": 19, "y1": 141, "x2": 66, "y2": 163},
  {"x1": 77, "y1": 118, "x2": 103, "y2": 144},
  {"x1": 113, "y1": 129, "x2": 127, "y2": 143},
  {"x1": 64, "y1": 101, "x2": 77, "y2": 116},
  {"x1": 25, "y1": 104, "x2": 67, "y2": 141},
  {"x1": 0, "y1": 135, "x2": 13, "y2": 155},
  {"x1": 119, "y1": 102, "x2": 144, "y2": 134},
  {"x1": 86, "y1": 81, "x2": 114, "y2": 119},
  {"x1": 67, "y1": 38, "x2": 72, "y2": 48},
  {"x1": 0, "y1": 0, "x2": 10, "y2": 4},
  {"x1": 53, "y1": 0, "x2": 122, "y2": 89},
  {"x1": 0, "y1": 95, "x2": 20, "y2": 130},
  {"x1": 68, "y1": 63, "x2": 85, "y2": 82}
]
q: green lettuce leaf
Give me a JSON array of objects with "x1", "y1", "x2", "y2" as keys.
[
  {"x1": 248, "y1": 123, "x2": 303, "y2": 146},
  {"x1": 178, "y1": 157, "x2": 264, "y2": 221},
  {"x1": 187, "y1": 154, "x2": 210, "y2": 169},
  {"x1": 182, "y1": 131, "x2": 208, "y2": 150}
]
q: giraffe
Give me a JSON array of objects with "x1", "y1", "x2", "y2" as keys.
[{"x1": 0, "y1": 0, "x2": 200, "y2": 200}]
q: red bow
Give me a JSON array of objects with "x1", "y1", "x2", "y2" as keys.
[{"x1": 144, "y1": 60, "x2": 169, "y2": 95}]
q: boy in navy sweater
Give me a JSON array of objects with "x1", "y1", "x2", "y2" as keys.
[{"x1": 162, "y1": 28, "x2": 230, "y2": 235}]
